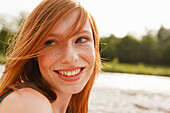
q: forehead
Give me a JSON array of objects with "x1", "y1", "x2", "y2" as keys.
[{"x1": 50, "y1": 9, "x2": 93, "y2": 36}]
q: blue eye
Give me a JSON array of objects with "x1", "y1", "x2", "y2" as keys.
[
  {"x1": 76, "y1": 37, "x2": 89, "y2": 43},
  {"x1": 44, "y1": 40, "x2": 57, "y2": 46}
]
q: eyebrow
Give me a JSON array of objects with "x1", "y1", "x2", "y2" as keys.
[
  {"x1": 76, "y1": 30, "x2": 93, "y2": 39},
  {"x1": 76, "y1": 30, "x2": 92, "y2": 36},
  {"x1": 48, "y1": 33, "x2": 62, "y2": 38}
]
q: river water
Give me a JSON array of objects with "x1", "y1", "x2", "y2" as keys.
[
  {"x1": 89, "y1": 72, "x2": 170, "y2": 113},
  {"x1": 1, "y1": 65, "x2": 170, "y2": 113}
]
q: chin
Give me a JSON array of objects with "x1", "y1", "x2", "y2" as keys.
[{"x1": 66, "y1": 83, "x2": 87, "y2": 95}]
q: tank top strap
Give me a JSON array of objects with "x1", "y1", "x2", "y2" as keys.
[{"x1": 0, "y1": 86, "x2": 33, "y2": 102}]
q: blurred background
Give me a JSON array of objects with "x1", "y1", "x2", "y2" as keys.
[{"x1": 0, "y1": 0, "x2": 170, "y2": 112}]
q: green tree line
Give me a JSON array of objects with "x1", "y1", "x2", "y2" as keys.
[
  {"x1": 100, "y1": 26, "x2": 170, "y2": 65},
  {"x1": 0, "y1": 13, "x2": 170, "y2": 65}
]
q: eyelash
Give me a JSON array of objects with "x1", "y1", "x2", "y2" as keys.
[
  {"x1": 44, "y1": 40, "x2": 57, "y2": 46},
  {"x1": 75, "y1": 37, "x2": 89, "y2": 43}
]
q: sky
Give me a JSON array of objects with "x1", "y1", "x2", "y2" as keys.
[{"x1": 0, "y1": 0, "x2": 170, "y2": 38}]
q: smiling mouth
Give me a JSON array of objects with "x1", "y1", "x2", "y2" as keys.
[{"x1": 54, "y1": 67, "x2": 84, "y2": 76}]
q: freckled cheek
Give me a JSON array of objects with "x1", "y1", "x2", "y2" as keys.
[
  {"x1": 38, "y1": 52, "x2": 59, "y2": 70},
  {"x1": 49, "y1": 46, "x2": 63, "y2": 55},
  {"x1": 80, "y1": 46, "x2": 95, "y2": 65}
]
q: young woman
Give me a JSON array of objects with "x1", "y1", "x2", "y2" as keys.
[{"x1": 0, "y1": 0, "x2": 101, "y2": 113}]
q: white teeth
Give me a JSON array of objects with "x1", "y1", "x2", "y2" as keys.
[
  {"x1": 64, "y1": 71, "x2": 67, "y2": 75},
  {"x1": 58, "y1": 69, "x2": 81, "y2": 76},
  {"x1": 61, "y1": 71, "x2": 64, "y2": 75},
  {"x1": 72, "y1": 71, "x2": 76, "y2": 75},
  {"x1": 68, "y1": 72, "x2": 71, "y2": 76}
]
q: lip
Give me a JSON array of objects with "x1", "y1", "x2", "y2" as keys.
[
  {"x1": 57, "y1": 67, "x2": 83, "y2": 71},
  {"x1": 54, "y1": 67, "x2": 85, "y2": 82}
]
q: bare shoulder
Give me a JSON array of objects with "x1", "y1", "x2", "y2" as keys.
[{"x1": 0, "y1": 88, "x2": 53, "y2": 113}]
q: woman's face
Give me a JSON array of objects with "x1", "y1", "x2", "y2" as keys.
[{"x1": 37, "y1": 10, "x2": 95, "y2": 94}]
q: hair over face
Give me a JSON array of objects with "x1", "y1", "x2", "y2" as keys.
[{"x1": 0, "y1": 0, "x2": 101, "y2": 112}]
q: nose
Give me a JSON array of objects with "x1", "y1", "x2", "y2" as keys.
[{"x1": 61, "y1": 44, "x2": 79, "y2": 65}]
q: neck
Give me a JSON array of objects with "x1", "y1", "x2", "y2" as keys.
[{"x1": 51, "y1": 90, "x2": 72, "y2": 113}]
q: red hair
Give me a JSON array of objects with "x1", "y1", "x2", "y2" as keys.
[{"x1": 0, "y1": 0, "x2": 101, "y2": 112}]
